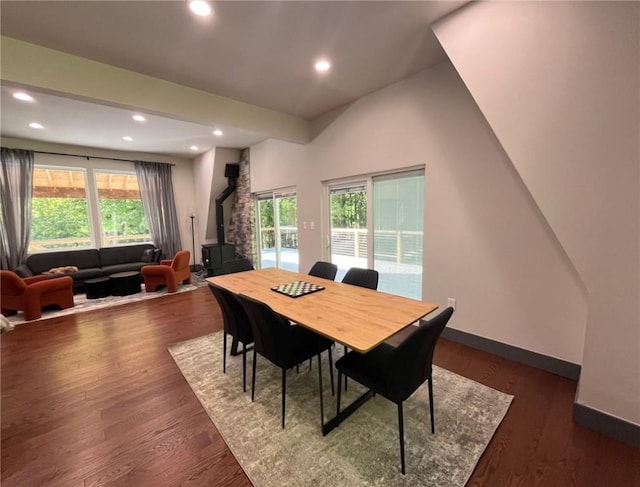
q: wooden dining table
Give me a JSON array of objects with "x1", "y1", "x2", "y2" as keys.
[
  {"x1": 206, "y1": 266, "x2": 438, "y2": 434},
  {"x1": 206, "y1": 267, "x2": 438, "y2": 353}
]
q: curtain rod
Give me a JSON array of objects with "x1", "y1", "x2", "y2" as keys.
[{"x1": 1, "y1": 147, "x2": 175, "y2": 166}]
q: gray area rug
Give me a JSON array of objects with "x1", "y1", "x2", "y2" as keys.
[
  {"x1": 169, "y1": 331, "x2": 513, "y2": 486},
  {"x1": 5, "y1": 273, "x2": 208, "y2": 326}
]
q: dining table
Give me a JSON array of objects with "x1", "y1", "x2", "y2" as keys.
[{"x1": 206, "y1": 266, "x2": 438, "y2": 434}]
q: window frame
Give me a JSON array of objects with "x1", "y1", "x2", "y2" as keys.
[
  {"x1": 29, "y1": 164, "x2": 96, "y2": 252},
  {"x1": 323, "y1": 167, "x2": 425, "y2": 299},
  {"x1": 254, "y1": 187, "x2": 298, "y2": 270},
  {"x1": 30, "y1": 164, "x2": 150, "y2": 252},
  {"x1": 92, "y1": 168, "x2": 151, "y2": 247}
]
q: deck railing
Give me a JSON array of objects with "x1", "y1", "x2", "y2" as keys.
[
  {"x1": 258, "y1": 227, "x2": 422, "y2": 265},
  {"x1": 28, "y1": 234, "x2": 153, "y2": 251}
]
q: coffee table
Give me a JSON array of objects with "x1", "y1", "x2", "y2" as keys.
[
  {"x1": 109, "y1": 271, "x2": 141, "y2": 296},
  {"x1": 85, "y1": 276, "x2": 111, "y2": 299}
]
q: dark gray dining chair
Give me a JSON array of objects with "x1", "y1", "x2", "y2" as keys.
[
  {"x1": 335, "y1": 307, "x2": 454, "y2": 474},
  {"x1": 237, "y1": 293, "x2": 335, "y2": 430},
  {"x1": 308, "y1": 261, "x2": 338, "y2": 281},
  {"x1": 223, "y1": 258, "x2": 254, "y2": 274},
  {"x1": 341, "y1": 267, "x2": 379, "y2": 290},
  {"x1": 208, "y1": 283, "x2": 254, "y2": 392},
  {"x1": 218, "y1": 257, "x2": 255, "y2": 355}
]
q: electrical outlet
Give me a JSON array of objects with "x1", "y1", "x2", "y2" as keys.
[{"x1": 447, "y1": 298, "x2": 456, "y2": 310}]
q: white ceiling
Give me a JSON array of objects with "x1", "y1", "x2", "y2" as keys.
[{"x1": 0, "y1": 1, "x2": 466, "y2": 157}]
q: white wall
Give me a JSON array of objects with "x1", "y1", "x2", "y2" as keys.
[
  {"x1": 434, "y1": 1, "x2": 639, "y2": 425},
  {"x1": 170, "y1": 157, "x2": 197, "y2": 256},
  {"x1": 191, "y1": 149, "x2": 215, "y2": 259},
  {"x1": 251, "y1": 61, "x2": 587, "y2": 365}
]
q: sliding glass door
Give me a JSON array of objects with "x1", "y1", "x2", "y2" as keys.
[
  {"x1": 372, "y1": 172, "x2": 424, "y2": 299},
  {"x1": 256, "y1": 190, "x2": 298, "y2": 271},
  {"x1": 326, "y1": 170, "x2": 424, "y2": 299}
]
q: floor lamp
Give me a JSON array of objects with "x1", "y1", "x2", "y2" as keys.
[{"x1": 188, "y1": 209, "x2": 197, "y2": 272}]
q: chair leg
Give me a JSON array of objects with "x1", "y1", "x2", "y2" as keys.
[
  {"x1": 231, "y1": 336, "x2": 239, "y2": 355},
  {"x1": 242, "y1": 342, "x2": 247, "y2": 393},
  {"x1": 336, "y1": 372, "x2": 343, "y2": 416},
  {"x1": 223, "y1": 331, "x2": 227, "y2": 373},
  {"x1": 398, "y1": 402, "x2": 406, "y2": 475},
  {"x1": 328, "y1": 347, "x2": 335, "y2": 396},
  {"x1": 251, "y1": 349, "x2": 257, "y2": 402},
  {"x1": 428, "y1": 376, "x2": 435, "y2": 434},
  {"x1": 317, "y1": 353, "x2": 324, "y2": 428},
  {"x1": 281, "y1": 368, "x2": 287, "y2": 429},
  {"x1": 343, "y1": 345, "x2": 348, "y2": 391}
]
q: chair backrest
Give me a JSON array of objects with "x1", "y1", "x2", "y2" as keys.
[
  {"x1": 208, "y1": 284, "x2": 253, "y2": 343},
  {"x1": 341, "y1": 267, "x2": 379, "y2": 290},
  {"x1": 308, "y1": 261, "x2": 338, "y2": 281},
  {"x1": 171, "y1": 250, "x2": 191, "y2": 271},
  {"x1": 386, "y1": 307, "x2": 454, "y2": 402},
  {"x1": 0, "y1": 270, "x2": 27, "y2": 296},
  {"x1": 236, "y1": 293, "x2": 297, "y2": 368},
  {"x1": 224, "y1": 258, "x2": 254, "y2": 274}
]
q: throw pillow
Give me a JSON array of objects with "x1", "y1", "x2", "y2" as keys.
[
  {"x1": 14, "y1": 264, "x2": 34, "y2": 278},
  {"x1": 43, "y1": 266, "x2": 78, "y2": 275},
  {"x1": 153, "y1": 249, "x2": 162, "y2": 262},
  {"x1": 141, "y1": 249, "x2": 155, "y2": 263}
]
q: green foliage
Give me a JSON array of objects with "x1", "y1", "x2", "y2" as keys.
[
  {"x1": 258, "y1": 196, "x2": 297, "y2": 249},
  {"x1": 277, "y1": 196, "x2": 296, "y2": 226},
  {"x1": 259, "y1": 192, "x2": 368, "y2": 231},
  {"x1": 330, "y1": 191, "x2": 367, "y2": 228},
  {"x1": 31, "y1": 198, "x2": 90, "y2": 239},
  {"x1": 258, "y1": 196, "x2": 297, "y2": 227},
  {"x1": 259, "y1": 199, "x2": 274, "y2": 227},
  {"x1": 99, "y1": 199, "x2": 148, "y2": 235},
  {"x1": 30, "y1": 197, "x2": 149, "y2": 243}
]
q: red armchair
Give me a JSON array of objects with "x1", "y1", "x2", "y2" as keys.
[
  {"x1": 141, "y1": 250, "x2": 191, "y2": 293},
  {"x1": 0, "y1": 270, "x2": 75, "y2": 321}
]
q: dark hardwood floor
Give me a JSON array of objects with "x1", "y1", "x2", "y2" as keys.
[{"x1": 2, "y1": 287, "x2": 639, "y2": 486}]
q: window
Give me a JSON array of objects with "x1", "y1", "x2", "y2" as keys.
[
  {"x1": 95, "y1": 171, "x2": 150, "y2": 246},
  {"x1": 29, "y1": 165, "x2": 151, "y2": 252},
  {"x1": 326, "y1": 169, "x2": 424, "y2": 299},
  {"x1": 29, "y1": 166, "x2": 93, "y2": 251},
  {"x1": 256, "y1": 190, "x2": 298, "y2": 271}
]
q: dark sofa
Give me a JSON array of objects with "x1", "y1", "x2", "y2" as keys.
[{"x1": 16, "y1": 244, "x2": 161, "y2": 291}]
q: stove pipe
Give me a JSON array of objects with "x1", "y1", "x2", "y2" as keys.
[{"x1": 215, "y1": 163, "x2": 240, "y2": 245}]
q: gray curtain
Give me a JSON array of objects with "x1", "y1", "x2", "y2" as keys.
[
  {"x1": 134, "y1": 161, "x2": 182, "y2": 259},
  {"x1": 227, "y1": 148, "x2": 257, "y2": 264},
  {"x1": 0, "y1": 148, "x2": 34, "y2": 270}
]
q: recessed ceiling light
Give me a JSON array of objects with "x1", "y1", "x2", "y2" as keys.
[
  {"x1": 14, "y1": 92, "x2": 35, "y2": 102},
  {"x1": 123, "y1": 136, "x2": 133, "y2": 141},
  {"x1": 213, "y1": 129, "x2": 223, "y2": 136},
  {"x1": 314, "y1": 59, "x2": 331, "y2": 72},
  {"x1": 132, "y1": 114, "x2": 146, "y2": 122},
  {"x1": 190, "y1": 145, "x2": 199, "y2": 151},
  {"x1": 189, "y1": 0, "x2": 212, "y2": 16},
  {"x1": 29, "y1": 122, "x2": 44, "y2": 129}
]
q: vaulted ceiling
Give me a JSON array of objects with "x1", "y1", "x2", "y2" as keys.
[{"x1": 1, "y1": 1, "x2": 467, "y2": 156}]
